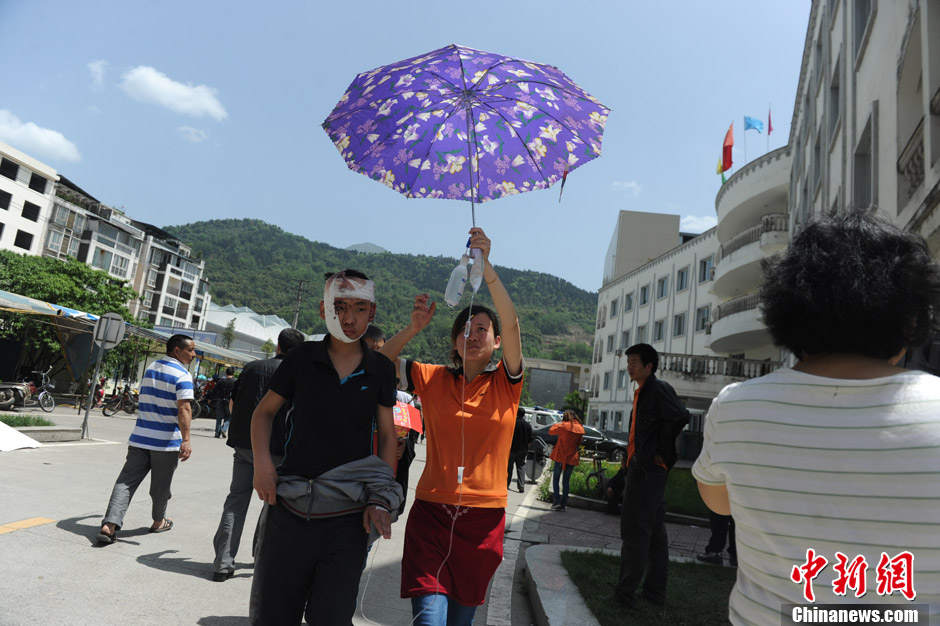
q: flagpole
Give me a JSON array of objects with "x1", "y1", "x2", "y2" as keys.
[
  {"x1": 743, "y1": 116, "x2": 747, "y2": 164},
  {"x1": 767, "y1": 102, "x2": 771, "y2": 153}
]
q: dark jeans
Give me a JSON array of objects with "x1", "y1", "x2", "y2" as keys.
[
  {"x1": 706, "y1": 512, "x2": 736, "y2": 560},
  {"x1": 552, "y1": 462, "x2": 575, "y2": 507},
  {"x1": 249, "y1": 503, "x2": 367, "y2": 626},
  {"x1": 614, "y1": 463, "x2": 669, "y2": 605},
  {"x1": 215, "y1": 401, "x2": 231, "y2": 436}
]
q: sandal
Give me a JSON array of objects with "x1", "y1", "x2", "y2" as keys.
[
  {"x1": 149, "y1": 519, "x2": 173, "y2": 533},
  {"x1": 96, "y1": 529, "x2": 116, "y2": 544}
]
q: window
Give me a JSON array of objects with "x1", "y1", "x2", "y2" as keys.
[
  {"x1": 91, "y1": 248, "x2": 113, "y2": 271},
  {"x1": 14, "y1": 230, "x2": 33, "y2": 251},
  {"x1": 21, "y1": 201, "x2": 40, "y2": 222},
  {"x1": 620, "y1": 330, "x2": 630, "y2": 349},
  {"x1": 603, "y1": 372, "x2": 611, "y2": 390},
  {"x1": 854, "y1": 0, "x2": 873, "y2": 59},
  {"x1": 0, "y1": 158, "x2": 19, "y2": 181},
  {"x1": 854, "y1": 114, "x2": 873, "y2": 208},
  {"x1": 147, "y1": 269, "x2": 158, "y2": 287},
  {"x1": 28, "y1": 173, "x2": 48, "y2": 194},
  {"x1": 676, "y1": 267, "x2": 689, "y2": 292},
  {"x1": 656, "y1": 277, "x2": 669, "y2": 299},
  {"x1": 110, "y1": 255, "x2": 129, "y2": 278},
  {"x1": 695, "y1": 306, "x2": 710, "y2": 332},
  {"x1": 617, "y1": 370, "x2": 627, "y2": 388},
  {"x1": 636, "y1": 325, "x2": 647, "y2": 343},
  {"x1": 66, "y1": 236, "x2": 80, "y2": 258},
  {"x1": 813, "y1": 132, "x2": 822, "y2": 189},
  {"x1": 45, "y1": 229, "x2": 63, "y2": 253},
  {"x1": 614, "y1": 411, "x2": 623, "y2": 430},
  {"x1": 624, "y1": 292, "x2": 633, "y2": 311},
  {"x1": 653, "y1": 319, "x2": 664, "y2": 342},
  {"x1": 699, "y1": 256, "x2": 714, "y2": 282},
  {"x1": 0, "y1": 189, "x2": 10, "y2": 210},
  {"x1": 607, "y1": 335, "x2": 615, "y2": 352},
  {"x1": 673, "y1": 313, "x2": 686, "y2": 337},
  {"x1": 829, "y1": 55, "x2": 841, "y2": 141},
  {"x1": 610, "y1": 298, "x2": 619, "y2": 317},
  {"x1": 143, "y1": 290, "x2": 154, "y2": 307},
  {"x1": 639, "y1": 284, "x2": 650, "y2": 306}
]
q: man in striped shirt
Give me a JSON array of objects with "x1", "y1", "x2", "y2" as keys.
[{"x1": 97, "y1": 334, "x2": 196, "y2": 544}]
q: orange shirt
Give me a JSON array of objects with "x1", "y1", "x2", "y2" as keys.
[
  {"x1": 408, "y1": 360, "x2": 523, "y2": 508},
  {"x1": 549, "y1": 421, "x2": 584, "y2": 466}
]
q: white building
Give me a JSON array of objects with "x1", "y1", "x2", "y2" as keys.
[
  {"x1": 204, "y1": 303, "x2": 296, "y2": 358},
  {"x1": 0, "y1": 141, "x2": 57, "y2": 255}
]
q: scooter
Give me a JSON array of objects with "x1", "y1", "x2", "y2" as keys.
[{"x1": 0, "y1": 366, "x2": 56, "y2": 412}]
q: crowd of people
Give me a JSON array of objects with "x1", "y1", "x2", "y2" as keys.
[{"x1": 90, "y1": 211, "x2": 940, "y2": 624}]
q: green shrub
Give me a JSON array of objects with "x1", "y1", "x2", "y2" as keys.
[{"x1": 0, "y1": 414, "x2": 55, "y2": 428}]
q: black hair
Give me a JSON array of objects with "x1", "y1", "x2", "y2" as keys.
[
  {"x1": 625, "y1": 343, "x2": 658, "y2": 373},
  {"x1": 760, "y1": 208, "x2": 940, "y2": 360},
  {"x1": 277, "y1": 328, "x2": 305, "y2": 353},
  {"x1": 517, "y1": 406, "x2": 526, "y2": 419},
  {"x1": 323, "y1": 269, "x2": 369, "y2": 281},
  {"x1": 563, "y1": 407, "x2": 583, "y2": 423},
  {"x1": 449, "y1": 304, "x2": 501, "y2": 368},
  {"x1": 225, "y1": 367, "x2": 235, "y2": 376},
  {"x1": 363, "y1": 324, "x2": 386, "y2": 344},
  {"x1": 166, "y1": 334, "x2": 194, "y2": 355}
]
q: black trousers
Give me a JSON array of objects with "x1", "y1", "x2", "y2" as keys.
[
  {"x1": 507, "y1": 451, "x2": 526, "y2": 489},
  {"x1": 249, "y1": 502, "x2": 367, "y2": 625},
  {"x1": 706, "y1": 512, "x2": 736, "y2": 560},
  {"x1": 614, "y1": 463, "x2": 669, "y2": 604}
]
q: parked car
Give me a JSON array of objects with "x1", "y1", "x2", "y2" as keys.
[
  {"x1": 531, "y1": 424, "x2": 629, "y2": 462},
  {"x1": 522, "y1": 407, "x2": 563, "y2": 428}
]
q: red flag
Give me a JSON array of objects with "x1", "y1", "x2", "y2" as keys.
[
  {"x1": 722, "y1": 123, "x2": 733, "y2": 172},
  {"x1": 768, "y1": 107, "x2": 774, "y2": 136}
]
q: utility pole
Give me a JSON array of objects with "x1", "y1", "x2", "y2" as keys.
[{"x1": 291, "y1": 279, "x2": 309, "y2": 328}]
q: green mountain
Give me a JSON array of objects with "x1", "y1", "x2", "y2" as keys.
[{"x1": 166, "y1": 219, "x2": 596, "y2": 364}]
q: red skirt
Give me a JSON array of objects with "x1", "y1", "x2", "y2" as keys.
[{"x1": 400, "y1": 499, "x2": 505, "y2": 606}]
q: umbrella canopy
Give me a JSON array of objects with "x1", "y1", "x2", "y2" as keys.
[{"x1": 322, "y1": 44, "x2": 609, "y2": 212}]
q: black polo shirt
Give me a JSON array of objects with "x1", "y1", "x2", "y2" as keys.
[{"x1": 267, "y1": 337, "x2": 396, "y2": 479}]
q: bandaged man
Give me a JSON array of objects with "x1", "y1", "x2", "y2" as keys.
[{"x1": 249, "y1": 270, "x2": 401, "y2": 626}]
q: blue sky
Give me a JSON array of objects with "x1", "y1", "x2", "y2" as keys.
[{"x1": 0, "y1": 1, "x2": 809, "y2": 292}]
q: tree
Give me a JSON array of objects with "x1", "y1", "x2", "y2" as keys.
[
  {"x1": 563, "y1": 390, "x2": 589, "y2": 416},
  {"x1": 260, "y1": 338, "x2": 275, "y2": 358},
  {"x1": 222, "y1": 318, "x2": 236, "y2": 348},
  {"x1": 0, "y1": 251, "x2": 138, "y2": 376}
]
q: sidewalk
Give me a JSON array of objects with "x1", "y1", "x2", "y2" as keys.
[{"x1": 520, "y1": 486, "x2": 714, "y2": 626}]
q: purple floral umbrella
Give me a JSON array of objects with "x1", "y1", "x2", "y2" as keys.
[{"x1": 322, "y1": 44, "x2": 609, "y2": 223}]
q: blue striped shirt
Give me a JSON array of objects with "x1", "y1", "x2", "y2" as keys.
[{"x1": 128, "y1": 357, "x2": 195, "y2": 451}]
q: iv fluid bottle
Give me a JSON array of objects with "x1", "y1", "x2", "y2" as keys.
[
  {"x1": 444, "y1": 254, "x2": 469, "y2": 307},
  {"x1": 468, "y1": 248, "x2": 484, "y2": 292}
]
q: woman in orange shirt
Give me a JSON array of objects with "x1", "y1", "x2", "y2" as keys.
[
  {"x1": 549, "y1": 409, "x2": 584, "y2": 511},
  {"x1": 380, "y1": 227, "x2": 524, "y2": 626}
]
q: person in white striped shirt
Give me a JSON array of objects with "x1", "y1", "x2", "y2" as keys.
[
  {"x1": 694, "y1": 209, "x2": 940, "y2": 625},
  {"x1": 97, "y1": 334, "x2": 196, "y2": 544}
]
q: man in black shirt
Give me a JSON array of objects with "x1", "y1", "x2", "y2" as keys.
[
  {"x1": 507, "y1": 407, "x2": 532, "y2": 493},
  {"x1": 249, "y1": 271, "x2": 400, "y2": 626},
  {"x1": 213, "y1": 367, "x2": 236, "y2": 438},
  {"x1": 210, "y1": 327, "x2": 304, "y2": 582}
]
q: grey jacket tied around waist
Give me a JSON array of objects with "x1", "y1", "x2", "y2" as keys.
[{"x1": 276, "y1": 455, "x2": 404, "y2": 541}]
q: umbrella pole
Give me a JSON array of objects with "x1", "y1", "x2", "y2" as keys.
[{"x1": 463, "y1": 104, "x2": 476, "y2": 227}]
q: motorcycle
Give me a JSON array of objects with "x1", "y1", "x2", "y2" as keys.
[
  {"x1": 0, "y1": 365, "x2": 56, "y2": 412},
  {"x1": 102, "y1": 385, "x2": 139, "y2": 416}
]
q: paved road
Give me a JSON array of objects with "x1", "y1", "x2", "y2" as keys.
[{"x1": 0, "y1": 406, "x2": 537, "y2": 625}]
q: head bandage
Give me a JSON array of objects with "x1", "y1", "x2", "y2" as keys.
[{"x1": 323, "y1": 273, "x2": 375, "y2": 343}]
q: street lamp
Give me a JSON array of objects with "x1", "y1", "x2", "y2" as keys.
[{"x1": 577, "y1": 387, "x2": 591, "y2": 422}]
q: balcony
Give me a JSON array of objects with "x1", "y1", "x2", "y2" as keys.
[
  {"x1": 715, "y1": 147, "x2": 791, "y2": 244},
  {"x1": 712, "y1": 213, "x2": 788, "y2": 299},
  {"x1": 898, "y1": 116, "x2": 925, "y2": 199},
  {"x1": 708, "y1": 292, "x2": 773, "y2": 354}
]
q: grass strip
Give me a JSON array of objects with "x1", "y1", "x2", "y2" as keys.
[{"x1": 0, "y1": 414, "x2": 56, "y2": 428}]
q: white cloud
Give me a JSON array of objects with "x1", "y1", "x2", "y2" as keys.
[
  {"x1": 84, "y1": 105, "x2": 102, "y2": 116},
  {"x1": 0, "y1": 110, "x2": 81, "y2": 163},
  {"x1": 87, "y1": 60, "x2": 108, "y2": 88},
  {"x1": 611, "y1": 180, "x2": 641, "y2": 195},
  {"x1": 177, "y1": 126, "x2": 208, "y2": 143},
  {"x1": 120, "y1": 66, "x2": 227, "y2": 121},
  {"x1": 680, "y1": 214, "x2": 717, "y2": 233}
]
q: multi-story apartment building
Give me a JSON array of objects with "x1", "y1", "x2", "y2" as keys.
[
  {"x1": 43, "y1": 176, "x2": 95, "y2": 262},
  {"x1": 130, "y1": 220, "x2": 211, "y2": 330},
  {"x1": 0, "y1": 140, "x2": 57, "y2": 256}
]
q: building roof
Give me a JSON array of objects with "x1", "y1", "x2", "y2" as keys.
[{"x1": 204, "y1": 302, "x2": 293, "y2": 344}]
